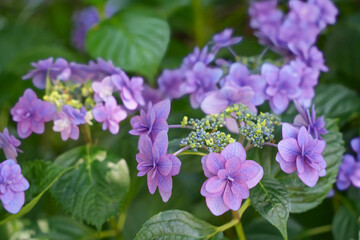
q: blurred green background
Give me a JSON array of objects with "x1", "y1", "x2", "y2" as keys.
[{"x1": 0, "y1": 0, "x2": 360, "y2": 239}]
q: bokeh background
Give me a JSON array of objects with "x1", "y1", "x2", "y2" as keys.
[{"x1": 0, "y1": 0, "x2": 359, "y2": 239}]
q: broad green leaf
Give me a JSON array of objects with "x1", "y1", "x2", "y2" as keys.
[
  {"x1": 250, "y1": 176, "x2": 290, "y2": 240},
  {"x1": 0, "y1": 164, "x2": 74, "y2": 225},
  {"x1": 134, "y1": 210, "x2": 226, "y2": 240},
  {"x1": 277, "y1": 119, "x2": 344, "y2": 213},
  {"x1": 50, "y1": 146, "x2": 130, "y2": 229},
  {"x1": 86, "y1": 8, "x2": 170, "y2": 81},
  {"x1": 332, "y1": 205, "x2": 360, "y2": 240},
  {"x1": 246, "y1": 146, "x2": 280, "y2": 177}
]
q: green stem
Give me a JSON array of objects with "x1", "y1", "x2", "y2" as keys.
[
  {"x1": 235, "y1": 222, "x2": 246, "y2": 240},
  {"x1": 297, "y1": 225, "x2": 332, "y2": 239},
  {"x1": 117, "y1": 212, "x2": 127, "y2": 231},
  {"x1": 192, "y1": 0, "x2": 206, "y2": 46},
  {"x1": 177, "y1": 151, "x2": 207, "y2": 157},
  {"x1": 97, "y1": 230, "x2": 117, "y2": 239},
  {"x1": 238, "y1": 199, "x2": 251, "y2": 219}
]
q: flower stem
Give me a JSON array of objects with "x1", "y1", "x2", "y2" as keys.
[
  {"x1": 297, "y1": 225, "x2": 332, "y2": 239},
  {"x1": 173, "y1": 146, "x2": 191, "y2": 156},
  {"x1": 177, "y1": 151, "x2": 207, "y2": 157},
  {"x1": 263, "y1": 142, "x2": 278, "y2": 148},
  {"x1": 168, "y1": 124, "x2": 193, "y2": 129}
]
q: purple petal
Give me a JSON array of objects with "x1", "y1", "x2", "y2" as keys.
[
  {"x1": 278, "y1": 138, "x2": 301, "y2": 162},
  {"x1": 240, "y1": 160, "x2": 263, "y2": 188},
  {"x1": 282, "y1": 123, "x2": 299, "y2": 139},
  {"x1": 153, "y1": 130, "x2": 168, "y2": 156},
  {"x1": 2, "y1": 191, "x2": 24, "y2": 214},
  {"x1": 154, "y1": 99, "x2": 171, "y2": 119},
  {"x1": 221, "y1": 142, "x2": 246, "y2": 161},
  {"x1": 206, "y1": 153, "x2": 226, "y2": 174},
  {"x1": 200, "y1": 91, "x2": 229, "y2": 114},
  {"x1": 0, "y1": 189, "x2": 14, "y2": 205},
  {"x1": 157, "y1": 156, "x2": 172, "y2": 176},
  {"x1": 157, "y1": 174, "x2": 172, "y2": 202},
  {"x1": 297, "y1": 127, "x2": 310, "y2": 148},
  {"x1": 147, "y1": 169, "x2": 158, "y2": 194},
  {"x1": 276, "y1": 152, "x2": 296, "y2": 173},
  {"x1": 297, "y1": 163, "x2": 319, "y2": 187},
  {"x1": 168, "y1": 154, "x2": 181, "y2": 176},
  {"x1": 138, "y1": 135, "x2": 153, "y2": 157},
  {"x1": 206, "y1": 176, "x2": 226, "y2": 193},
  {"x1": 231, "y1": 181, "x2": 249, "y2": 199},
  {"x1": 223, "y1": 184, "x2": 241, "y2": 210},
  {"x1": 205, "y1": 195, "x2": 229, "y2": 216}
]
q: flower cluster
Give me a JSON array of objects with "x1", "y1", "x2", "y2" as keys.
[
  {"x1": 14, "y1": 57, "x2": 147, "y2": 140},
  {"x1": 336, "y1": 133, "x2": 360, "y2": 191}
]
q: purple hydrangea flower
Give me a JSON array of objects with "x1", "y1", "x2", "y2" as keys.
[
  {"x1": 309, "y1": 0, "x2": 338, "y2": 30},
  {"x1": 68, "y1": 62, "x2": 93, "y2": 84},
  {"x1": 0, "y1": 159, "x2": 29, "y2": 214},
  {"x1": 92, "y1": 76, "x2": 114, "y2": 102},
  {"x1": 53, "y1": 105, "x2": 87, "y2": 141},
  {"x1": 276, "y1": 124, "x2": 326, "y2": 187},
  {"x1": 201, "y1": 142, "x2": 263, "y2": 216},
  {"x1": 181, "y1": 62, "x2": 223, "y2": 108},
  {"x1": 157, "y1": 69, "x2": 187, "y2": 99},
  {"x1": 11, "y1": 89, "x2": 57, "y2": 139},
  {"x1": 293, "y1": 103, "x2": 328, "y2": 139},
  {"x1": 211, "y1": 28, "x2": 242, "y2": 52},
  {"x1": 111, "y1": 73, "x2": 145, "y2": 110},
  {"x1": 141, "y1": 84, "x2": 165, "y2": 105},
  {"x1": 136, "y1": 131, "x2": 181, "y2": 202},
  {"x1": 22, "y1": 58, "x2": 72, "y2": 89},
  {"x1": 262, "y1": 63, "x2": 301, "y2": 114},
  {"x1": 336, "y1": 154, "x2": 360, "y2": 190},
  {"x1": 299, "y1": 46, "x2": 328, "y2": 72},
  {"x1": 223, "y1": 63, "x2": 267, "y2": 106},
  {"x1": 88, "y1": 58, "x2": 123, "y2": 82},
  {"x1": 92, "y1": 96, "x2": 127, "y2": 134},
  {"x1": 0, "y1": 128, "x2": 22, "y2": 162},
  {"x1": 201, "y1": 82, "x2": 255, "y2": 114},
  {"x1": 181, "y1": 46, "x2": 215, "y2": 69},
  {"x1": 351, "y1": 133, "x2": 360, "y2": 161},
  {"x1": 129, "y1": 100, "x2": 170, "y2": 141}
]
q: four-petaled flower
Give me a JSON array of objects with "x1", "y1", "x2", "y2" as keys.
[
  {"x1": 10, "y1": 89, "x2": 57, "y2": 139},
  {"x1": 201, "y1": 142, "x2": 264, "y2": 216},
  {"x1": 276, "y1": 123, "x2": 326, "y2": 187},
  {"x1": 0, "y1": 159, "x2": 29, "y2": 214},
  {"x1": 136, "y1": 131, "x2": 181, "y2": 202}
]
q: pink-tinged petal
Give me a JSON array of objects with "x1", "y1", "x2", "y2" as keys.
[
  {"x1": 262, "y1": 63, "x2": 279, "y2": 85},
  {"x1": 296, "y1": 156, "x2": 305, "y2": 174},
  {"x1": 241, "y1": 160, "x2": 263, "y2": 188},
  {"x1": 271, "y1": 94, "x2": 289, "y2": 114},
  {"x1": 225, "y1": 117, "x2": 239, "y2": 134},
  {"x1": 153, "y1": 131, "x2": 168, "y2": 156},
  {"x1": 92, "y1": 105, "x2": 107, "y2": 122},
  {"x1": 168, "y1": 154, "x2": 181, "y2": 176},
  {"x1": 297, "y1": 163, "x2": 319, "y2": 187},
  {"x1": 121, "y1": 88, "x2": 137, "y2": 110},
  {"x1": 297, "y1": 127, "x2": 310, "y2": 149},
  {"x1": 138, "y1": 135, "x2": 153, "y2": 157},
  {"x1": 221, "y1": 142, "x2": 246, "y2": 161},
  {"x1": 294, "y1": 114, "x2": 308, "y2": 127},
  {"x1": 154, "y1": 99, "x2": 171, "y2": 119},
  {"x1": 18, "y1": 121, "x2": 31, "y2": 139},
  {"x1": 223, "y1": 185, "x2": 241, "y2": 210},
  {"x1": 276, "y1": 153, "x2": 296, "y2": 173},
  {"x1": 200, "y1": 91, "x2": 229, "y2": 114},
  {"x1": 112, "y1": 107, "x2": 127, "y2": 122},
  {"x1": 69, "y1": 125, "x2": 80, "y2": 140},
  {"x1": 206, "y1": 153, "x2": 226, "y2": 174},
  {"x1": 0, "y1": 189, "x2": 14, "y2": 205},
  {"x1": 136, "y1": 153, "x2": 151, "y2": 164},
  {"x1": 206, "y1": 195, "x2": 229, "y2": 216},
  {"x1": 312, "y1": 140, "x2": 326, "y2": 153},
  {"x1": 157, "y1": 174, "x2": 172, "y2": 202},
  {"x1": 108, "y1": 121, "x2": 119, "y2": 134},
  {"x1": 206, "y1": 176, "x2": 226, "y2": 193},
  {"x1": 282, "y1": 123, "x2": 299, "y2": 139},
  {"x1": 201, "y1": 155, "x2": 214, "y2": 178},
  {"x1": 2, "y1": 191, "x2": 25, "y2": 214},
  {"x1": 10, "y1": 178, "x2": 29, "y2": 192},
  {"x1": 225, "y1": 157, "x2": 242, "y2": 173},
  {"x1": 278, "y1": 138, "x2": 300, "y2": 162},
  {"x1": 201, "y1": 180, "x2": 222, "y2": 197},
  {"x1": 231, "y1": 181, "x2": 249, "y2": 199},
  {"x1": 147, "y1": 169, "x2": 158, "y2": 194},
  {"x1": 157, "y1": 156, "x2": 172, "y2": 176},
  {"x1": 31, "y1": 120, "x2": 45, "y2": 134}
]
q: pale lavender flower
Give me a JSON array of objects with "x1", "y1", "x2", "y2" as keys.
[
  {"x1": 129, "y1": 100, "x2": 170, "y2": 141},
  {"x1": 92, "y1": 76, "x2": 114, "y2": 102},
  {"x1": 141, "y1": 85, "x2": 165, "y2": 105},
  {"x1": 201, "y1": 142, "x2": 263, "y2": 216},
  {"x1": 136, "y1": 131, "x2": 181, "y2": 202},
  {"x1": 223, "y1": 63, "x2": 267, "y2": 106},
  {"x1": 0, "y1": 159, "x2": 29, "y2": 214},
  {"x1": 201, "y1": 82, "x2": 255, "y2": 114},
  {"x1": 262, "y1": 63, "x2": 301, "y2": 114},
  {"x1": 211, "y1": 28, "x2": 242, "y2": 52},
  {"x1": 88, "y1": 58, "x2": 123, "y2": 82},
  {"x1": 336, "y1": 154, "x2": 360, "y2": 190},
  {"x1": 276, "y1": 124, "x2": 326, "y2": 187},
  {"x1": 181, "y1": 46, "x2": 215, "y2": 69},
  {"x1": 309, "y1": 0, "x2": 338, "y2": 30},
  {"x1": 0, "y1": 128, "x2": 22, "y2": 162},
  {"x1": 22, "y1": 58, "x2": 72, "y2": 89},
  {"x1": 158, "y1": 69, "x2": 187, "y2": 99},
  {"x1": 181, "y1": 62, "x2": 222, "y2": 108},
  {"x1": 53, "y1": 105, "x2": 86, "y2": 141},
  {"x1": 111, "y1": 73, "x2": 145, "y2": 110},
  {"x1": 92, "y1": 96, "x2": 127, "y2": 134},
  {"x1": 68, "y1": 62, "x2": 93, "y2": 84},
  {"x1": 293, "y1": 102, "x2": 328, "y2": 139},
  {"x1": 11, "y1": 89, "x2": 57, "y2": 139},
  {"x1": 299, "y1": 46, "x2": 328, "y2": 72},
  {"x1": 351, "y1": 133, "x2": 360, "y2": 161}
]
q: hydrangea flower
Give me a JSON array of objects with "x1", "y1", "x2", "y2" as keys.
[
  {"x1": 22, "y1": 58, "x2": 72, "y2": 89},
  {"x1": 262, "y1": 63, "x2": 301, "y2": 114},
  {"x1": 11, "y1": 89, "x2": 57, "y2": 139},
  {"x1": 336, "y1": 154, "x2": 360, "y2": 190},
  {"x1": 53, "y1": 105, "x2": 87, "y2": 141},
  {"x1": 92, "y1": 76, "x2": 114, "y2": 102},
  {"x1": 0, "y1": 128, "x2": 22, "y2": 161},
  {"x1": 299, "y1": 46, "x2": 328, "y2": 72},
  {"x1": 181, "y1": 46, "x2": 215, "y2": 69},
  {"x1": 201, "y1": 142, "x2": 263, "y2": 216},
  {"x1": 351, "y1": 133, "x2": 360, "y2": 161},
  {"x1": 181, "y1": 62, "x2": 223, "y2": 108},
  {"x1": 92, "y1": 96, "x2": 127, "y2": 134},
  {"x1": 211, "y1": 28, "x2": 242, "y2": 52},
  {"x1": 310, "y1": 0, "x2": 338, "y2": 30},
  {"x1": 157, "y1": 69, "x2": 187, "y2": 99},
  {"x1": 0, "y1": 159, "x2": 29, "y2": 214},
  {"x1": 136, "y1": 131, "x2": 181, "y2": 202},
  {"x1": 223, "y1": 63, "x2": 267, "y2": 106},
  {"x1": 88, "y1": 58, "x2": 123, "y2": 82},
  {"x1": 276, "y1": 124, "x2": 326, "y2": 187},
  {"x1": 293, "y1": 103, "x2": 328, "y2": 139},
  {"x1": 129, "y1": 100, "x2": 170, "y2": 141},
  {"x1": 111, "y1": 73, "x2": 145, "y2": 110},
  {"x1": 200, "y1": 82, "x2": 255, "y2": 114}
]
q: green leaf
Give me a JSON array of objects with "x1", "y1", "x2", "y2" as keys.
[
  {"x1": 0, "y1": 164, "x2": 74, "y2": 225},
  {"x1": 49, "y1": 146, "x2": 130, "y2": 229},
  {"x1": 250, "y1": 176, "x2": 290, "y2": 240},
  {"x1": 86, "y1": 8, "x2": 170, "y2": 81},
  {"x1": 246, "y1": 146, "x2": 280, "y2": 177},
  {"x1": 134, "y1": 210, "x2": 226, "y2": 240},
  {"x1": 277, "y1": 119, "x2": 344, "y2": 213},
  {"x1": 332, "y1": 205, "x2": 360, "y2": 240}
]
